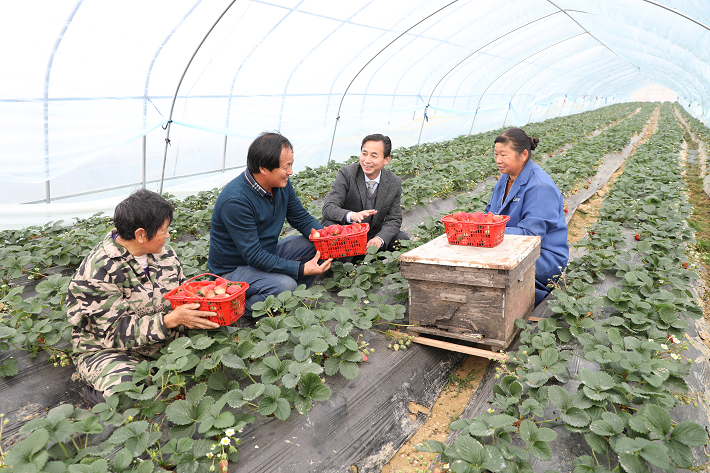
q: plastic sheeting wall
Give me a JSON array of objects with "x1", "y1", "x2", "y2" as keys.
[{"x1": 0, "y1": 0, "x2": 708, "y2": 228}]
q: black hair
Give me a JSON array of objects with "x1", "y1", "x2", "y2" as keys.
[
  {"x1": 494, "y1": 128, "x2": 539, "y2": 158},
  {"x1": 361, "y1": 133, "x2": 392, "y2": 158},
  {"x1": 246, "y1": 132, "x2": 293, "y2": 174},
  {"x1": 114, "y1": 189, "x2": 173, "y2": 241}
]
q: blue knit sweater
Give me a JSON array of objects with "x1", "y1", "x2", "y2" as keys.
[{"x1": 208, "y1": 171, "x2": 321, "y2": 279}]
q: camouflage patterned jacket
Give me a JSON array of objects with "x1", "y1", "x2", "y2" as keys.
[{"x1": 67, "y1": 230, "x2": 184, "y2": 360}]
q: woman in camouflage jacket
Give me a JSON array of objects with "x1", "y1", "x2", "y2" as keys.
[{"x1": 66, "y1": 190, "x2": 219, "y2": 405}]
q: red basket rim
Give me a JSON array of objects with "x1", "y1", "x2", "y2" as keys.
[
  {"x1": 165, "y1": 273, "x2": 248, "y2": 303},
  {"x1": 309, "y1": 222, "x2": 369, "y2": 242},
  {"x1": 441, "y1": 215, "x2": 510, "y2": 226}
]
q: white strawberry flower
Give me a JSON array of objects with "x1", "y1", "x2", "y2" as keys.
[
  {"x1": 671, "y1": 353, "x2": 679, "y2": 360},
  {"x1": 225, "y1": 428, "x2": 235, "y2": 437},
  {"x1": 661, "y1": 344, "x2": 668, "y2": 350},
  {"x1": 220, "y1": 437, "x2": 231, "y2": 446}
]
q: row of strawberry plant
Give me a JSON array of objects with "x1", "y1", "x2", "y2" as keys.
[
  {"x1": 2, "y1": 282, "x2": 408, "y2": 471},
  {"x1": 396, "y1": 103, "x2": 640, "y2": 210},
  {"x1": 541, "y1": 103, "x2": 656, "y2": 194},
  {"x1": 414, "y1": 102, "x2": 708, "y2": 472},
  {"x1": 292, "y1": 103, "x2": 640, "y2": 211},
  {"x1": 675, "y1": 106, "x2": 710, "y2": 147}
]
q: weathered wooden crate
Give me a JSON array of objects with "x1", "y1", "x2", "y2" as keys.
[{"x1": 399, "y1": 234, "x2": 541, "y2": 350}]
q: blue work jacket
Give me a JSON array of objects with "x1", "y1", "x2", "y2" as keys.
[{"x1": 485, "y1": 159, "x2": 569, "y2": 285}]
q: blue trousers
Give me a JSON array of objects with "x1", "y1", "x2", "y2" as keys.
[
  {"x1": 535, "y1": 278, "x2": 551, "y2": 306},
  {"x1": 221, "y1": 235, "x2": 317, "y2": 316}
]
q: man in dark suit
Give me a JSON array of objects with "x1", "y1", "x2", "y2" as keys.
[{"x1": 322, "y1": 133, "x2": 408, "y2": 251}]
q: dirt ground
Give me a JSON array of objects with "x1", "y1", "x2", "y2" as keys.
[{"x1": 381, "y1": 356, "x2": 491, "y2": 473}]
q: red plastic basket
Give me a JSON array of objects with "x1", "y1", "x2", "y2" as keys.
[
  {"x1": 164, "y1": 273, "x2": 249, "y2": 326},
  {"x1": 309, "y1": 223, "x2": 370, "y2": 259},
  {"x1": 441, "y1": 215, "x2": 510, "y2": 248}
]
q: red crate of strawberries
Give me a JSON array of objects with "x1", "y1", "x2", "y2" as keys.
[
  {"x1": 441, "y1": 211, "x2": 510, "y2": 248},
  {"x1": 308, "y1": 222, "x2": 369, "y2": 259},
  {"x1": 164, "y1": 273, "x2": 249, "y2": 326}
]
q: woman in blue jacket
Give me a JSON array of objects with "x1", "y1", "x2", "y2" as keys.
[{"x1": 484, "y1": 128, "x2": 569, "y2": 304}]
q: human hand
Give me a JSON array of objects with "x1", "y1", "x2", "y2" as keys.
[
  {"x1": 350, "y1": 209, "x2": 377, "y2": 223},
  {"x1": 164, "y1": 303, "x2": 220, "y2": 329},
  {"x1": 366, "y1": 237, "x2": 383, "y2": 248},
  {"x1": 303, "y1": 251, "x2": 332, "y2": 275}
]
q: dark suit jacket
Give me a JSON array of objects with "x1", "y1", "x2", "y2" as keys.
[{"x1": 321, "y1": 163, "x2": 403, "y2": 247}]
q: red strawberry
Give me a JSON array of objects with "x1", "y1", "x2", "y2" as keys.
[
  {"x1": 214, "y1": 284, "x2": 227, "y2": 295},
  {"x1": 564, "y1": 208, "x2": 568, "y2": 213},
  {"x1": 362, "y1": 353, "x2": 368, "y2": 362},
  {"x1": 453, "y1": 211, "x2": 466, "y2": 221},
  {"x1": 492, "y1": 215, "x2": 502, "y2": 222},
  {"x1": 204, "y1": 290, "x2": 215, "y2": 299},
  {"x1": 226, "y1": 284, "x2": 240, "y2": 295},
  {"x1": 202, "y1": 284, "x2": 215, "y2": 293},
  {"x1": 352, "y1": 222, "x2": 362, "y2": 231},
  {"x1": 635, "y1": 234, "x2": 641, "y2": 241},
  {"x1": 215, "y1": 277, "x2": 227, "y2": 286},
  {"x1": 682, "y1": 263, "x2": 689, "y2": 269}
]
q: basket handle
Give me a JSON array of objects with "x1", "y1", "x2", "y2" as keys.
[{"x1": 181, "y1": 272, "x2": 223, "y2": 286}]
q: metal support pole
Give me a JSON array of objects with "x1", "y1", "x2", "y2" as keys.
[
  {"x1": 222, "y1": 136, "x2": 228, "y2": 172},
  {"x1": 502, "y1": 102, "x2": 512, "y2": 127},
  {"x1": 416, "y1": 105, "x2": 429, "y2": 146},
  {"x1": 159, "y1": 0, "x2": 238, "y2": 195},
  {"x1": 142, "y1": 135, "x2": 147, "y2": 188},
  {"x1": 327, "y1": 1, "x2": 458, "y2": 164},
  {"x1": 470, "y1": 33, "x2": 584, "y2": 135}
]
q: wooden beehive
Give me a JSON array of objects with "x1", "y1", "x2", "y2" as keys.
[{"x1": 399, "y1": 234, "x2": 541, "y2": 350}]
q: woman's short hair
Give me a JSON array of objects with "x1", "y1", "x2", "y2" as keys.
[
  {"x1": 246, "y1": 132, "x2": 293, "y2": 174},
  {"x1": 494, "y1": 128, "x2": 539, "y2": 158},
  {"x1": 114, "y1": 189, "x2": 174, "y2": 240}
]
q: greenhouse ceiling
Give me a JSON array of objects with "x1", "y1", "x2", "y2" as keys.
[{"x1": 0, "y1": 0, "x2": 708, "y2": 218}]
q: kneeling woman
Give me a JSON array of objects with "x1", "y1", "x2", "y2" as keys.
[{"x1": 485, "y1": 128, "x2": 569, "y2": 305}]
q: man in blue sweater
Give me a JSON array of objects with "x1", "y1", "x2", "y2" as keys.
[{"x1": 208, "y1": 132, "x2": 331, "y2": 319}]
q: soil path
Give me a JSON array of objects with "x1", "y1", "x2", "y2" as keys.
[{"x1": 567, "y1": 107, "x2": 660, "y2": 245}]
